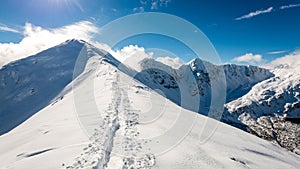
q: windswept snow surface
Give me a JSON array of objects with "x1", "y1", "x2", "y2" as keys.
[{"x1": 0, "y1": 40, "x2": 299, "y2": 168}]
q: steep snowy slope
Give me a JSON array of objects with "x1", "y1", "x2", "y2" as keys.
[
  {"x1": 224, "y1": 62, "x2": 300, "y2": 154},
  {"x1": 0, "y1": 40, "x2": 87, "y2": 135},
  {"x1": 222, "y1": 63, "x2": 274, "y2": 102},
  {"x1": 0, "y1": 38, "x2": 273, "y2": 136},
  {"x1": 0, "y1": 41, "x2": 299, "y2": 168}
]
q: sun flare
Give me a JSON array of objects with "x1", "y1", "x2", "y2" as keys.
[{"x1": 48, "y1": 0, "x2": 84, "y2": 12}]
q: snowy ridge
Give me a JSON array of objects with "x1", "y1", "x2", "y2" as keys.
[
  {"x1": 132, "y1": 57, "x2": 273, "y2": 115},
  {"x1": 69, "y1": 72, "x2": 155, "y2": 169},
  {"x1": 0, "y1": 40, "x2": 299, "y2": 168},
  {"x1": 0, "y1": 40, "x2": 86, "y2": 134},
  {"x1": 0, "y1": 39, "x2": 122, "y2": 135},
  {"x1": 189, "y1": 58, "x2": 274, "y2": 102},
  {"x1": 224, "y1": 64, "x2": 300, "y2": 154},
  {"x1": 69, "y1": 72, "x2": 121, "y2": 169},
  {"x1": 222, "y1": 63, "x2": 274, "y2": 102},
  {"x1": 0, "y1": 39, "x2": 273, "y2": 135}
]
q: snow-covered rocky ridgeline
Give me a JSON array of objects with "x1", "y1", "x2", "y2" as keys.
[
  {"x1": 224, "y1": 53, "x2": 300, "y2": 155},
  {"x1": 132, "y1": 49, "x2": 300, "y2": 155},
  {"x1": 126, "y1": 55, "x2": 274, "y2": 116},
  {"x1": 0, "y1": 39, "x2": 274, "y2": 135},
  {"x1": 0, "y1": 40, "x2": 299, "y2": 168},
  {"x1": 116, "y1": 47, "x2": 299, "y2": 156}
]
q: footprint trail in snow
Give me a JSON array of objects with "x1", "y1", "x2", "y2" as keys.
[{"x1": 68, "y1": 71, "x2": 155, "y2": 169}]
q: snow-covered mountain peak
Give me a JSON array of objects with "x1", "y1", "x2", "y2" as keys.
[
  {"x1": 1, "y1": 40, "x2": 300, "y2": 168},
  {"x1": 1, "y1": 40, "x2": 299, "y2": 168},
  {"x1": 185, "y1": 58, "x2": 274, "y2": 102},
  {"x1": 0, "y1": 39, "x2": 114, "y2": 135},
  {"x1": 0, "y1": 39, "x2": 275, "y2": 134},
  {"x1": 224, "y1": 56, "x2": 300, "y2": 154},
  {"x1": 188, "y1": 58, "x2": 213, "y2": 71},
  {"x1": 59, "y1": 39, "x2": 87, "y2": 45}
]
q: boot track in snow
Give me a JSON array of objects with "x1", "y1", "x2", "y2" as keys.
[{"x1": 68, "y1": 72, "x2": 155, "y2": 169}]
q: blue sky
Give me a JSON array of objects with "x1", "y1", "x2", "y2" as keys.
[{"x1": 0, "y1": 0, "x2": 299, "y2": 65}]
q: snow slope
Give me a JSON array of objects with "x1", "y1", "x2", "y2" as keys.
[
  {"x1": 224, "y1": 61, "x2": 300, "y2": 154},
  {"x1": 0, "y1": 40, "x2": 87, "y2": 135},
  {"x1": 0, "y1": 40, "x2": 299, "y2": 168},
  {"x1": 0, "y1": 39, "x2": 272, "y2": 135}
]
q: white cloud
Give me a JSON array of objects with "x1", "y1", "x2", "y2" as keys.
[
  {"x1": 0, "y1": 21, "x2": 98, "y2": 67},
  {"x1": 232, "y1": 53, "x2": 263, "y2": 65},
  {"x1": 156, "y1": 56, "x2": 183, "y2": 69},
  {"x1": 110, "y1": 45, "x2": 153, "y2": 71},
  {"x1": 267, "y1": 50, "x2": 288, "y2": 55},
  {"x1": 110, "y1": 45, "x2": 183, "y2": 70},
  {"x1": 110, "y1": 45, "x2": 152, "y2": 61},
  {"x1": 264, "y1": 50, "x2": 300, "y2": 69},
  {"x1": 280, "y1": 4, "x2": 300, "y2": 10},
  {"x1": 235, "y1": 7, "x2": 273, "y2": 20},
  {"x1": 0, "y1": 25, "x2": 20, "y2": 34}
]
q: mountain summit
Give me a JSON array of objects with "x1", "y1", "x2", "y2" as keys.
[{"x1": 0, "y1": 40, "x2": 299, "y2": 168}]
